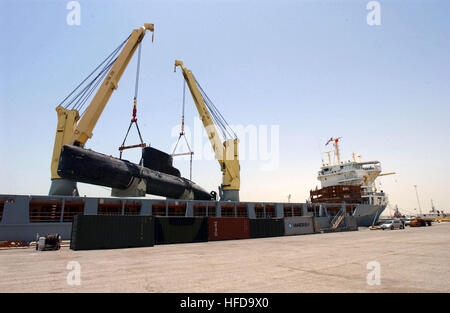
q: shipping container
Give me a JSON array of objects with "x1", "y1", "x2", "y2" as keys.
[
  {"x1": 208, "y1": 217, "x2": 250, "y2": 241},
  {"x1": 70, "y1": 215, "x2": 155, "y2": 250},
  {"x1": 284, "y1": 216, "x2": 314, "y2": 236},
  {"x1": 155, "y1": 217, "x2": 208, "y2": 244},
  {"x1": 249, "y1": 218, "x2": 284, "y2": 238}
]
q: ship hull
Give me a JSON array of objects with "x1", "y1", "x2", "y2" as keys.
[{"x1": 352, "y1": 204, "x2": 386, "y2": 227}]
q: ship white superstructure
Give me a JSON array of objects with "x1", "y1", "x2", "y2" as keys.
[{"x1": 310, "y1": 137, "x2": 396, "y2": 224}]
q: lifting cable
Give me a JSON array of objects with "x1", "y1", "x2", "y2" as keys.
[
  {"x1": 118, "y1": 43, "x2": 146, "y2": 162},
  {"x1": 193, "y1": 75, "x2": 237, "y2": 141},
  {"x1": 172, "y1": 79, "x2": 194, "y2": 180},
  {"x1": 57, "y1": 35, "x2": 131, "y2": 117}
]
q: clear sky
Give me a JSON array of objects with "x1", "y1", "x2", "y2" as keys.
[{"x1": 0, "y1": 0, "x2": 449, "y2": 215}]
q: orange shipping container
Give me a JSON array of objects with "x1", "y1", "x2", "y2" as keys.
[{"x1": 208, "y1": 217, "x2": 250, "y2": 241}]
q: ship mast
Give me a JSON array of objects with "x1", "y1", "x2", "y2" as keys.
[
  {"x1": 323, "y1": 151, "x2": 333, "y2": 166},
  {"x1": 325, "y1": 137, "x2": 342, "y2": 165},
  {"x1": 334, "y1": 138, "x2": 342, "y2": 164}
]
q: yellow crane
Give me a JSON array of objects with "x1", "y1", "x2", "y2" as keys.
[
  {"x1": 49, "y1": 24, "x2": 155, "y2": 196},
  {"x1": 174, "y1": 60, "x2": 240, "y2": 201}
]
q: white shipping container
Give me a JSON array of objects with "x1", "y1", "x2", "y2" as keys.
[{"x1": 284, "y1": 216, "x2": 314, "y2": 236}]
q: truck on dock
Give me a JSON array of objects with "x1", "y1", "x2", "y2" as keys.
[{"x1": 409, "y1": 217, "x2": 433, "y2": 227}]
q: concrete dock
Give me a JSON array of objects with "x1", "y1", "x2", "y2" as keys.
[{"x1": 1, "y1": 223, "x2": 449, "y2": 293}]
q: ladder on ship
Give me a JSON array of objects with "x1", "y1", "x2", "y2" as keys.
[{"x1": 331, "y1": 210, "x2": 345, "y2": 230}]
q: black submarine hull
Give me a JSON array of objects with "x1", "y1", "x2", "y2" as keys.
[{"x1": 57, "y1": 145, "x2": 213, "y2": 200}]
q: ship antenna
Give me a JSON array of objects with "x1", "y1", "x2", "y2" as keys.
[
  {"x1": 334, "y1": 137, "x2": 342, "y2": 164},
  {"x1": 327, "y1": 151, "x2": 332, "y2": 166}
]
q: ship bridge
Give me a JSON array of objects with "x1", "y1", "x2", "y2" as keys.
[{"x1": 318, "y1": 160, "x2": 382, "y2": 189}]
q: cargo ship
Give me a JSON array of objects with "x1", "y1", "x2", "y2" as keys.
[
  {"x1": 0, "y1": 137, "x2": 392, "y2": 242},
  {"x1": 0, "y1": 193, "x2": 361, "y2": 243},
  {"x1": 310, "y1": 137, "x2": 395, "y2": 227}
]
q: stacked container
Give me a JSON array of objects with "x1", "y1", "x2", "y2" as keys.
[
  {"x1": 208, "y1": 217, "x2": 250, "y2": 241},
  {"x1": 284, "y1": 216, "x2": 314, "y2": 236},
  {"x1": 154, "y1": 217, "x2": 208, "y2": 244},
  {"x1": 249, "y1": 218, "x2": 284, "y2": 238},
  {"x1": 70, "y1": 215, "x2": 155, "y2": 250}
]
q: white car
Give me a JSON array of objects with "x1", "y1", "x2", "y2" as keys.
[{"x1": 381, "y1": 220, "x2": 405, "y2": 230}]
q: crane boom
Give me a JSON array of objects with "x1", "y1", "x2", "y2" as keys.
[
  {"x1": 174, "y1": 61, "x2": 223, "y2": 161},
  {"x1": 49, "y1": 24, "x2": 154, "y2": 196},
  {"x1": 174, "y1": 60, "x2": 240, "y2": 201}
]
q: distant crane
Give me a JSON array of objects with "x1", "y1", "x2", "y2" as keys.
[{"x1": 414, "y1": 185, "x2": 422, "y2": 215}]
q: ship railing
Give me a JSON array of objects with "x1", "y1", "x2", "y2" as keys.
[{"x1": 29, "y1": 210, "x2": 85, "y2": 223}]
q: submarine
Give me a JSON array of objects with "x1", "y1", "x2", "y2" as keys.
[{"x1": 57, "y1": 145, "x2": 215, "y2": 201}]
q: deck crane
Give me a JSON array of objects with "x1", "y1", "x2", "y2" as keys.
[
  {"x1": 174, "y1": 60, "x2": 240, "y2": 201},
  {"x1": 49, "y1": 24, "x2": 155, "y2": 196}
]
